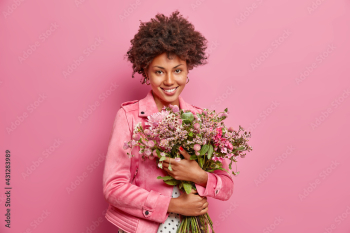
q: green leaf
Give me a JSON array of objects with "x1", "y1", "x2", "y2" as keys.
[
  {"x1": 181, "y1": 112, "x2": 194, "y2": 124},
  {"x1": 159, "y1": 156, "x2": 166, "y2": 161},
  {"x1": 200, "y1": 144, "x2": 209, "y2": 155},
  {"x1": 157, "y1": 176, "x2": 174, "y2": 181},
  {"x1": 199, "y1": 157, "x2": 204, "y2": 168},
  {"x1": 207, "y1": 144, "x2": 213, "y2": 160},
  {"x1": 183, "y1": 182, "x2": 192, "y2": 194},
  {"x1": 156, "y1": 148, "x2": 161, "y2": 158},
  {"x1": 188, "y1": 131, "x2": 193, "y2": 137},
  {"x1": 168, "y1": 162, "x2": 172, "y2": 171},
  {"x1": 164, "y1": 179, "x2": 180, "y2": 185},
  {"x1": 190, "y1": 155, "x2": 197, "y2": 160},
  {"x1": 215, "y1": 167, "x2": 229, "y2": 173},
  {"x1": 237, "y1": 146, "x2": 245, "y2": 151}
]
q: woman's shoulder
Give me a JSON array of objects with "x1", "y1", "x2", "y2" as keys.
[{"x1": 120, "y1": 99, "x2": 139, "y2": 113}]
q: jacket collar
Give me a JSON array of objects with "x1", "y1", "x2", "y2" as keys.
[{"x1": 138, "y1": 89, "x2": 194, "y2": 117}]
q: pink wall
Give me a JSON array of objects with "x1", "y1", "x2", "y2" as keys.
[{"x1": 1, "y1": 0, "x2": 350, "y2": 232}]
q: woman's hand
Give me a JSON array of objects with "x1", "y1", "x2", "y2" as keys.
[
  {"x1": 162, "y1": 146, "x2": 208, "y2": 185},
  {"x1": 169, "y1": 188, "x2": 209, "y2": 216}
]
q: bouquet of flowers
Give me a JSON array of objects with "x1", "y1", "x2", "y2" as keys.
[{"x1": 123, "y1": 104, "x2": 252, "y2": 233}]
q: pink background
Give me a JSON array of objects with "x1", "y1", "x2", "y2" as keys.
[{"x1": 1, "y1": 0, "x2": 350, "y2": 232}]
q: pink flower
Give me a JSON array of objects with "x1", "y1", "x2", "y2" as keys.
[
  {"x1": 148, "y1": 140, "x2": 155, "y2": 148},
  {"x1": 144, "y1": 129, "x2": 151, "y2": 135},
  {"x1": 193, "y1": 144, "x2": 201, "y2": 151},
  {"x1": 160, "y1": 139, "x2": 168, "y2": 147},
  {"x1": 133, "y1": 134, "x2": 140, "y2": 141},
  {"x1": 123, "y1": 141, "x2": 129, "y2": 150},
  {"x1": 172, "y1": 105, "x2": 179, "y2": 113},
  {"x1": 227, "y1": 142, "x2": 233, "y2": 150},
  {"x1": 178, "y1": 119, "x2": 183, "y2": 125},
  {"x1": 228, "y1": 126, "x2": 234, "y2": 132},
  {"x1": 194, "y1": 123, "x2": 200, "y2": 130},
  {"x1": 144, "y1": 148, "x2": 151, "y2": 157},
  {"x1": 221, "y1": 147, "x2": 227, "y2": 153},
  {"x1": 146, "y1": 111, "x2": 170, "y2": 129},
  {"x1": 195, "y1": 151, "x2": 200, "y2": 156},
  {"x1": 175, "y1": 157, "x2": 181, "y2": 162},
  {"x1": 153, "y1": 150, "x2": 158, "y2": 157}
]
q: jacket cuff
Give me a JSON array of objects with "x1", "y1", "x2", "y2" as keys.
[
  {"x1": 195, "y1": 171, "x2": 222, "y2": 198},
  {"x1": 141, "y1": 190, "x2": 172, "y2": 223}
]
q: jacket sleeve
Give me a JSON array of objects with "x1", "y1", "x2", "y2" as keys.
[
  {"x1": 194, "y1": 157, "x2": 234, "y2": 201},
  {"x1": 102, "y1": 107, "x2": 172, "y2": 224}
]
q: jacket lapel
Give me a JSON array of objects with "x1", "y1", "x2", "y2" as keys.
[{"x1": 138, "y1": 89, "x2": 196, "y2": 118}]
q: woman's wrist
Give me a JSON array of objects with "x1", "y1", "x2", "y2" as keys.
[{"x1": 167, "y1": 197, "x2": 180, "y2": 213}]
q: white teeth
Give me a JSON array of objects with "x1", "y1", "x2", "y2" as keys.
[{"x1": 163, "y1": 88, "x2": 176, "y2": 92}]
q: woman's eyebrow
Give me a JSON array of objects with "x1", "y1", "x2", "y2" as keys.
[{"x1": 153, "y1": 64, "x2": 183, "y2": 69}]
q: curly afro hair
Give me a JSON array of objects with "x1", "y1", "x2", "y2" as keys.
[{"x1": 124, "y1": 10, "x2": 209, "y2": 84}]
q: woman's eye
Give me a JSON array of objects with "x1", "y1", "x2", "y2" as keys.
[
  {"x1": 175, "y1": 69, "x2": 182, "y2": 73},
  {"x1": 156, "y1": 70, "x2": 163, "y2": 75}
]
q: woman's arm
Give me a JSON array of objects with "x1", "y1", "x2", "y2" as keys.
[
  {"x1": 102, "y1": 107, "x2": 171, "y2": 223},
  {"x1": 194, "y1": 158, "x2": 234, "y2": 201}
]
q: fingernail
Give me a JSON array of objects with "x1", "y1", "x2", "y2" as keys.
[{"x1": 179, "y1": 146, "x2": 183, "y2": 151}]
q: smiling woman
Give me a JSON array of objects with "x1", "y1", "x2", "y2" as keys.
[{"x1": 102, "y1": 9, "x2": 234, "y2": 233}]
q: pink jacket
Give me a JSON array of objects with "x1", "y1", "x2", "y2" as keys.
[{"x1": 102, "y1": 89, "x2": 234, "y2": 233}]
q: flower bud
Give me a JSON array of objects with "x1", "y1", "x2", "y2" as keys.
[
  {"x1": 133, "y1": 134, "x2": 140, "y2": 141},
  {"x1": 193, "y1": 144, "x2": 201, "y2": 151}
]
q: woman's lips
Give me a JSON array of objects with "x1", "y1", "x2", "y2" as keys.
[{"x1": 161, "y1": 86, "x2": 179, "y2": 96}]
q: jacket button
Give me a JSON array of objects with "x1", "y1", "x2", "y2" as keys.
[
  {"x1": 145, "y1": 210, "x2": 149, "y2": 215},
  {"x1": 215, "y1": 190, "x2": 218, "y2": 194},
  {"x1": 141, "y1": 111, "x2": 144, "y2": 114}
]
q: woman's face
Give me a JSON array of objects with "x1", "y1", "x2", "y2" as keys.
[{"x1": 145, "y1": 52, "x2": 189, "y2": 112}]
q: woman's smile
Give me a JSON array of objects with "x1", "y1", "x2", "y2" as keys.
[{"x1": 160, "y1": 86, "x2": 179, "y2": 96}]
